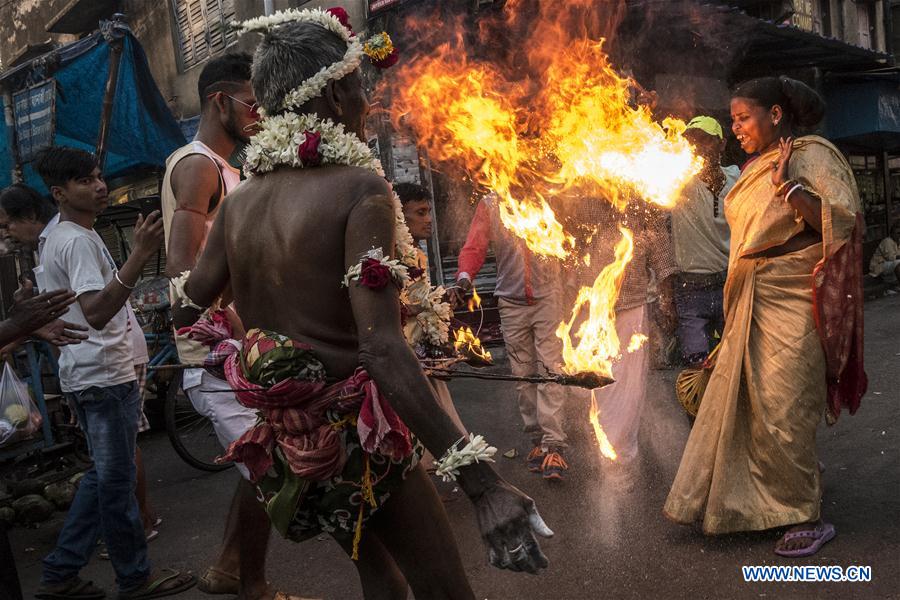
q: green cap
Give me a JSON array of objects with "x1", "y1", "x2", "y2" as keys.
[{"x1": 685, "y1": 116, "x2": 723, "y2": 140}]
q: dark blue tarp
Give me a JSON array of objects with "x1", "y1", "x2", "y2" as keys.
[
  {"x1": 0, "y1": 31, "x2": 186, "y2": 190},
  {"x1": 825, "y1": 78, "x2": 900, "y2": 148}
]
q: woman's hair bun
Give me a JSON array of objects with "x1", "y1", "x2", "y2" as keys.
[
  {"x1": 732, "y1": 76, "x2": 825, "y2": 129},
  {"x1": 778, "y1": 76, "x2": 825, "y2": 128}
]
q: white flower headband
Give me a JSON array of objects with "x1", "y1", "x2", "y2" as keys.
[{"x1": 234, "y1": 8, "x2": 395, "y2": 115}]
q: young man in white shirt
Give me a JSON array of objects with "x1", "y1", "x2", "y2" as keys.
[
  {"x1": 34, "y1": 147, "x2": 194, "y2": 600},
  {"x1": 0, "y1": 183, "x2": 159, "y2": 539}
]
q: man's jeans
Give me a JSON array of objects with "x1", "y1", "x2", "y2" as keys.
[
  {"x1": 42, "y1": 381, "x2": 150, "y2": 591},
  {"x1": 674, "y1": 273, "x2": 726, "y2": 364}
]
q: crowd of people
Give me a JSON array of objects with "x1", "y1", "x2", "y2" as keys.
[{"x1": 0, "y1": 7, "x2": 872, "y2": 600}]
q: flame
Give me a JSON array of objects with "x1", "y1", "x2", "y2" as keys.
[
  {"x1": 627, "y1": 333, "x2": 649, "y2": 353},
  {"x1": 386, "y1": 2, "x2": 703, "y2": 460},
  {"x1": 453, "y1": 325, "x2": 493, "y2": 364},
  {"x1": 555, "y1": 228, "x2": 633, "y2": 378},
  {"x1": 589, "y1": 399, "x2": 617, "y2": 461},
  {"x1": 467, "y1": 287, "x2": 482, "y2": 313}
]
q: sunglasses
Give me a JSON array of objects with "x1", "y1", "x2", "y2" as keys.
[{"x1": 208, "y1": 92, "x2": 260, "y2": 119}]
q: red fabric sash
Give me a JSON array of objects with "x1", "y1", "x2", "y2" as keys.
[
  {"x1": 219, "y1": 354, "x2": 412, "y2": 483},
  {"x1": 812, "y1": 214, "x2": 868, "y2": 423}
]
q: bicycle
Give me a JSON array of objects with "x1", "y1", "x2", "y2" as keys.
[{"x1": 134, "y1": 280, "x2": 231, "y2": 473}]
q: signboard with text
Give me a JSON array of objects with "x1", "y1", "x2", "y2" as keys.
[
  {"x1": 12, "y1": 80, "x2": 56, "y2": 162},
  {"x1": 368, "y1": 0, "x2": 403, "y2": 16},
  {"x1": 791, "y1": 0, "x2": 818, "y2": 33}
]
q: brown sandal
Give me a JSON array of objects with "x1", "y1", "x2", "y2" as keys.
[{"x1": 197, "y1": 566, "x2": 240, "y2": 595}]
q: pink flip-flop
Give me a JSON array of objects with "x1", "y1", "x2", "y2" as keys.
[{"x1": 774, "y1": 522, "x2": 836, "y2": 558}]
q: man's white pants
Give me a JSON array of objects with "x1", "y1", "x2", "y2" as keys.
[
  {"x1": 591, "y1": 304, "x2": 649, "y2": 463},
  {"x1": 184, "y1": 369, "x2": 257, "y2": 479}
]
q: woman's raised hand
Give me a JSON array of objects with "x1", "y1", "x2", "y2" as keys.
[{"x1": 772, "y1": 136, "x2": 794, "y2": 188}]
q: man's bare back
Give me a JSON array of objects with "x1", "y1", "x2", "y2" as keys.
[{"x1": 221, "y1": 165, "x2": 391, "y2": 379}]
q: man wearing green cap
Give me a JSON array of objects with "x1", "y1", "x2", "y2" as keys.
[{"x1": 671, "y1": 116, "x2": 740, "y2": 366}]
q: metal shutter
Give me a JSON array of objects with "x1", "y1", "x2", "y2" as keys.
[{"x1": 173, "y1": 0, "x2": 238, "y2": 71}]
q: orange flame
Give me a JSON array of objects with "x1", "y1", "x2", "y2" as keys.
[
  {"x1": 467, "y1": 287, "x2": 482, "y2": 313},
  {"x1": 556, "y1": 228, "x2": 633, "y2": 378},
  {"x1": 453, "y1": 325, "x2": 493, "y2": 364},
  {"x1": 627, "y1": 333, "x2": 649, "y2": 353},
  {"x1": 387, "y1": 2, "x2": 702, "y2": 460},
  {"x1": 589, "y1": 400, "x2": 618, "y2": 461}
]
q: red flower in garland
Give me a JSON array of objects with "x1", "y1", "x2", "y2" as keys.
[
  {"x1": 407, "y1": 266, "x2": 424, "y2": 281},
  {"x1": 326, "y1": 7, "x2": 353, "y2": 33},
  {"x1": 358, "y1": 258, "x2": 393, "y2": 289},
  {"x1": 298, "y1": 131, "x2": 322, "y2": 166}
]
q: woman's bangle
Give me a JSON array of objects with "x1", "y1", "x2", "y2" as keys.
[
  {"x1": 114, "y1": 271, "x2": 136, "y2": 290},
  {"x1": 784, "y1": 183, "x2": 804, "y2": 203},
  {"x1": 775, "y1": 179, "x2": 798, "y2": 197}
]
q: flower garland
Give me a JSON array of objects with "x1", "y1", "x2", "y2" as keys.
[
  {"x1": 342, "y1": 248, "x2": 410, "y2": 289},
  {"x1": 244, "y1": 113, "x2": 383, "y2": 176},
  {"x1": 434, "y1": 434, "x2": 498, "y2": 482},
  {"x1": 234, "y1": 8, "x2": 397, "y2": 115}
]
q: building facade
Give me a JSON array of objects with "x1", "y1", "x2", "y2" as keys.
[{"x1": 1, "y1": 0, "x2": 898, "y2": 283}]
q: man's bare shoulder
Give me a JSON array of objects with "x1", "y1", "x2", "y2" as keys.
[
  {"x1": 171, "y1": 153, "x2": 219, "y2": 182},
  {"x1": 231, "y1": 166, "x2": 390, "y2": 208}
]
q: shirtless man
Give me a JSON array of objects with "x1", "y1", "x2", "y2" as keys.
[{"x1": 176, "y1": 15, "x2": 550, "y2": 598}]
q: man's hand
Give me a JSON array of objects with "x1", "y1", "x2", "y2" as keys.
[
  {"x1": 449, "y1": 277, "x2": 473, "y2": 310},
  {"x1": 132, "y1": 210, "x2": 165, "y2": 259},
  {"x1": 473, "y1": 479, "x2": 553, "y2": 574},
  {"x1": 34, "y1": 319, "x2": 89, "y2": 346},
  {"x1": 9, "y1": 284, "x2": 78, "y2": 336}
]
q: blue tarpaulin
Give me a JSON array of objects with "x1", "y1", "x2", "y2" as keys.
[
  {"x1": 825, "y1": 77, "x2": 900, "y2": 152},
  {"x1": 0, "y1": 30, "x2": 186, "y2": 190}
]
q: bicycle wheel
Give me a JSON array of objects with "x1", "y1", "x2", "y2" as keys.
[{"x1": 164, "y1": 372, "x2": 232, "y2": 472}]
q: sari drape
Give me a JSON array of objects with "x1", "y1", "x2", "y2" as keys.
[{"x1": 664, "y1": 136, "x2": 865, "y2": 534}]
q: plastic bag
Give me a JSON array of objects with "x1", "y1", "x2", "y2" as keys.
[{"x1": 0, "y1": 362, "x2": 42, "y2": 446}]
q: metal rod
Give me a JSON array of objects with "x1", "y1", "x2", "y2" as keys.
[{"x1": 151, "y1": 362, "x2": 612, "y2": 390}]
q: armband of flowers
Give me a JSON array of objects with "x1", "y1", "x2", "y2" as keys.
[
  {"x1": 434, "y1": 434, "x2": 497, "y2": 482},
  {"x1": 342, "y1": 248, "x2": 410, "y2": 290},
  {"x1": 170, "y1": 271, "x2": 207, "y2": 311}
]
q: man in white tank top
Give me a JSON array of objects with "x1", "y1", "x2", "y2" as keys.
[{"x1": 162, "y1": 54, "x2": 299, "y2": 600}]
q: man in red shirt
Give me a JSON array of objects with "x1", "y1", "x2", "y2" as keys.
[{"x1": 452, "y1": 196, "x2": 569, "y2": 480}]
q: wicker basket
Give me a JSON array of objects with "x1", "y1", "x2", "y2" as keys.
[{"x1": 675, "y1": 344, "x2": 720, "y2": 417}]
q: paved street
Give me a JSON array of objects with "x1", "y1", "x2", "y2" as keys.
[{"x1": 11, "y1": 294, "x2": 900, "y2": 600}]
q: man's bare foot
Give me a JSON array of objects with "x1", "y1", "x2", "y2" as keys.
[
  {"x1": 774, "y1": 521, "x2": 836, "y2": 557},
  {"x1": 198, "y1": 566, "x2": 240, "y2": 595}
]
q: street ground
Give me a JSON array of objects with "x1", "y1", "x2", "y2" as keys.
[{"x1": 10, "y1": 294, "x2": 900, "y2": 600}]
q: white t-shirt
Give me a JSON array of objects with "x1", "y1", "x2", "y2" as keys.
[
  {"x1": 40, "y1": 221, "x2": 135, "y2": 392},
  {"x1": 37, "y1": 213, "x2": 147, "y2": 366}
]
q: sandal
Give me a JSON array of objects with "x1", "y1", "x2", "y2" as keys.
[
  {"x1": 197, "y1": 566, "x2": 240, "y2": 595},
  {"x1": 118, "y1": 569, "x2": 195, "y2": 600},
  {"x1": 774, "y1": 522, "x2": 836, "y2": 558},
  {"x1": 35, "y1": 577, "x2": 106, "y2": 599}
]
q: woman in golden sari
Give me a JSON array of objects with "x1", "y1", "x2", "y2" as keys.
[{"x1": 664, "y1": 76, "x2": 867, "y2": 557}]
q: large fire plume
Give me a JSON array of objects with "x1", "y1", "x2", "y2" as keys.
[{"x1": 386, "y1": 1, "x2": 702, "y2": 459}]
